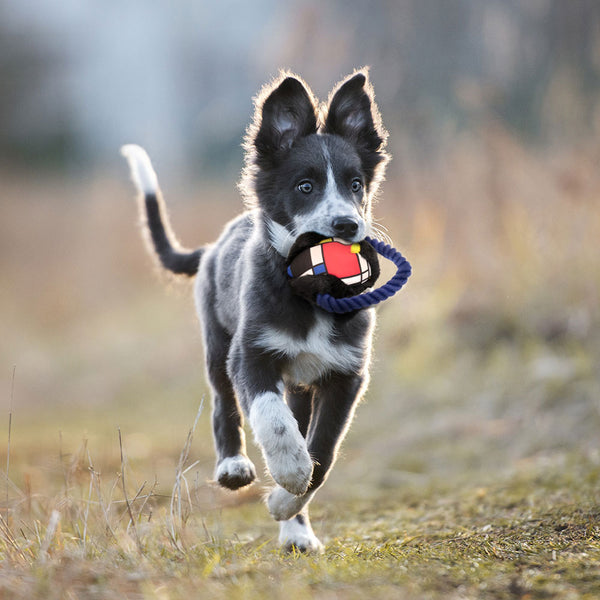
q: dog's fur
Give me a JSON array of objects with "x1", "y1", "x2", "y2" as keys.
[{"x1": 122, "y1": 70, "x2": 389, "y2": 553}]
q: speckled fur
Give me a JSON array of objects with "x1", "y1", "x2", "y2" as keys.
[{"x1": 123, "y1": 70, "x2": 389, "y2": 552}]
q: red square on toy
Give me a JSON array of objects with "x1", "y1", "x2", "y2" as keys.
[{"x1": 321, "y1": 240, "x2": 361, "y2": 278}]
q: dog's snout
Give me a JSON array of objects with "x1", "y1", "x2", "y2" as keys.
[{"x1": 332, "y1": 217, "x2": 359, "y2": 239}]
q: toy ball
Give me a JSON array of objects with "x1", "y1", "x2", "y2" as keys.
[
  {"x1": 286, "y1": 231, "x2": 412, "y2": 314},
  {"x1": 288, "y1": 238, "x2": 374, "y2": 285},
  {"x1": 286, "y1": 232, "x2": 380, "y2": 305}
]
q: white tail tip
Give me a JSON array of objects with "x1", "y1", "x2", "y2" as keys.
[{"x1": 121, "y1": 144, "x2": 159, "y2": 194}]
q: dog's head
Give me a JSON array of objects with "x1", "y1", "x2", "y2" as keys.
[{"x1": 241, "y1": 70, "x2": 389, "y2": 257}]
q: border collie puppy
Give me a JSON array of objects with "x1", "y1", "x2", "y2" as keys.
[{"x1": 122, "y1": 70, "x2": 389, "y2": 553}]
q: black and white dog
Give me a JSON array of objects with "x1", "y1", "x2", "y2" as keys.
[{"x1": 122, "y1": 70, "x2": 389, "y2": 552}]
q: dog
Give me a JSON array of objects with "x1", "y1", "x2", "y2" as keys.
[{"x1": 122, "y1": 70, "x2": 389, "y2": 553}]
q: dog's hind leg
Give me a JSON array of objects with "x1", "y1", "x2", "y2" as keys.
[
  {"x1": 285, "y1": 385, "x2": 314, "y2": 438},
  {"x1": 204, "y1": 321, "x2": 256, "y2": 490},
  {"x1": 278, "y1": 508, "x2": 323, "y2": 554}
]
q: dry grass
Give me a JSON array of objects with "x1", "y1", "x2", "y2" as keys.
[{"x1": 1, "y1": 129, "x2": 599, "y2": 598}]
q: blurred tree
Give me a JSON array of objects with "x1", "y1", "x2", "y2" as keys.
[
  {"x1": 0, "y1": 7, "x2": 75, "y2": 168},
  {"x1": 0, "y1": 0, "x2": 599, "y2": 172}
]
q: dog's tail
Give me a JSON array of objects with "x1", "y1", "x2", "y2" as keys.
[{"x1": 121, "y1": 144, "x2": 203, "y2": 277}]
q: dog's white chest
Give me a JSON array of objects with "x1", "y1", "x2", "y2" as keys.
[{"x1": 255, "y1": 314, "x2": 363, "y2": 385}]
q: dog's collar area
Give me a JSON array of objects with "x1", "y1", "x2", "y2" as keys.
[{"x1": 266, "y1": 219, "x2": 295, "y2": 257}]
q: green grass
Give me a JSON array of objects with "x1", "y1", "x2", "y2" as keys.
[{"x1": 1, "y1": 453, "x2": 598, "y2": 599}]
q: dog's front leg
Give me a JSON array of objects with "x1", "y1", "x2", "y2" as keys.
[
  {"x1": 249, "y1": 390, "x2": 314, "y2": 495},
  {"x1": 230, "y1": 346, "x2": 313, "y2": 496},
  {"x1": 268, "y1": 371, "x2": 365, "y2": 521}
]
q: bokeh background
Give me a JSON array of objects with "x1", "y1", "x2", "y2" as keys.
[{"x1": 1, "y1": 1, "x2": 599, "y2": 512}]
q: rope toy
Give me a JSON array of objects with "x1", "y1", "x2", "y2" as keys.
[{"x1": 286, "y1": 233, "x2": 412, "y2": 314}]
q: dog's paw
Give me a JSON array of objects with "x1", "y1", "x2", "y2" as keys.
[
  {"x1": 215, "y1": 455, "x2": 257, "y2": 490},
  {"x1": 249, "y1": 392, "x2": 313, "y2": 496},
  {"x1": 268, "y1": 485, "x2": 311, "y2": 521},
  {"x1": 279, "y1": 515, "x2": 324, "y2": 554},
  {"x1": 267, "y1": 444, "x2": 313, "y2": 496}
]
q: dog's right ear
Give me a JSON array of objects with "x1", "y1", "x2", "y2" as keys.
[{"x1": 252, "y1": 76, "x2": 318, "y2": 164}]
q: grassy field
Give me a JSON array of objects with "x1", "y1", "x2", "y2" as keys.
[{"x1": 1, "y1": 132, "x2": 599, "y2": 598}]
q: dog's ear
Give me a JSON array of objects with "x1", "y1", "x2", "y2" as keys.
[
  {"x1": 253, "y1": 76, "x2": 318, "y2": 162},
  {"x1": 324, "y1": 71, "x2": 388, "y2": 186}
]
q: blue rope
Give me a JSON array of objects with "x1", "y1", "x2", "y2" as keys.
[{"x1": 316, "y1": 237, "x2": 412, "y2": 314}]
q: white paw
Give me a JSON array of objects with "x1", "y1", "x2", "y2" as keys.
[
  {"x1": 215, "y1": 455, "x2": 256, "y2": 490},
  {"x1": 279, "y1": 515, "x2": 324, "y2": 554},
  {"x1": 268, "y1": 485, "x2": 312, "y2": 521},
  {"x1": 268, "y1": 441, "x2": 313, "y2": 496},
  {"x1": 249, "y1": 392, "x2": 313, "y2": 496}
]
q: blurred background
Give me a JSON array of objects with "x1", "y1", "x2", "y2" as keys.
[{"x1": 1, "y1": 0, "x2": 599, "y2": 508}]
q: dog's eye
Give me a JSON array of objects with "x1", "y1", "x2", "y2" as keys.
[
  {"x1": 297, "y1": 181, "x2": 313, "y2": 194},
  {"x1": 351, "y1": 178, "x2": 362, "y2": 193}
]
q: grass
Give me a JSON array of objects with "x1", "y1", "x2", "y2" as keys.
[
  {"x1": 1, "y1": 130, "x2": 600, "y2": 598},
  {"x1": 0, "y1": 451, "x2": 598, "y2": 599}
]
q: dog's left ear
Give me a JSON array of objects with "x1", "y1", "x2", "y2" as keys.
[
  {"x1": 324, "y1": 71, "x2": 388, "y2": 186},
  {"x1": 253, "y1": 76, "x2": 318, "y2": 165}
]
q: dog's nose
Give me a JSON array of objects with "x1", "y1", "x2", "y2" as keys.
[{"x1": 332, "y1": 217, "x2": 359, "y2": 239}]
